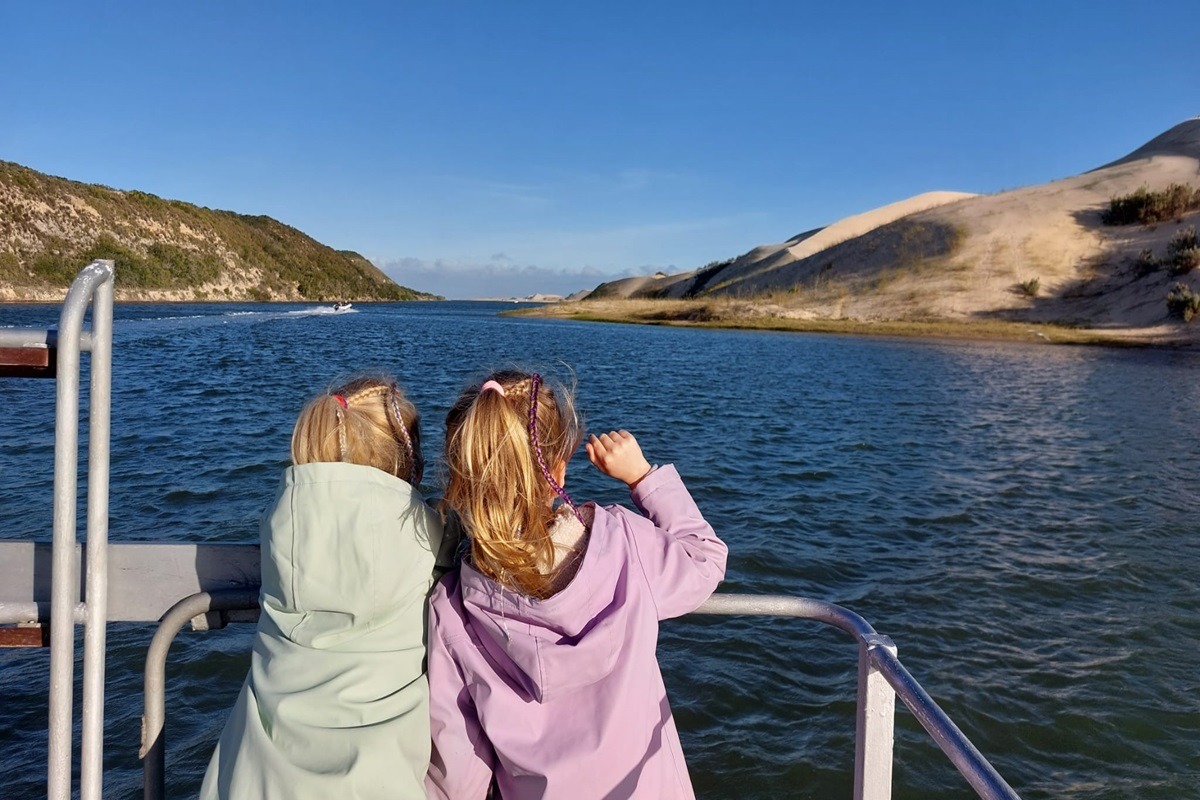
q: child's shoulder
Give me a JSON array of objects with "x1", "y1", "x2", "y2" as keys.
[
  {"x1": 430, "y1": 567, "x2": 461, "y2": 603},
  {"x1": 581, "y1": 501, "x2": 649, "y2": 552}
]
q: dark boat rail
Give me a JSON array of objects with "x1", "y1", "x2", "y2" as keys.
[{"x1": 0, "y1": 263, "x2": 1022, "y2": 799}]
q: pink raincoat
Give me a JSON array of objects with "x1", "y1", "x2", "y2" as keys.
[{"x1": 426, "y1": 465, "x2": 728, "y2": 799}]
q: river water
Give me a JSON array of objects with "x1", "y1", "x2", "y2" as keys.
[{"x1": 1, "y1": 301, "x2": 1197, "y2": 799}]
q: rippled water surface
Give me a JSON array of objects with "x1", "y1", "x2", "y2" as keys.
[{"x1": 1, "y1": 301, "x2": 1198, "y2": 799}]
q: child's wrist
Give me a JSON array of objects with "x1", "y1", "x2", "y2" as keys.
[{"x1": 626, "y1": 463, "x2": 654, "y2": 489}]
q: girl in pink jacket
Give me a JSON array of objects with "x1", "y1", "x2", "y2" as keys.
[{"x1": 426, "y1": 370, "x2": 728, "y2": 799}]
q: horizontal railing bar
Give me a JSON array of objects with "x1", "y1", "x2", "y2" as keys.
[
  {"x1": 870, "y1": 645, "x2": 1021, "y2": 800},
  {"x1": 0, "y1": 602, "x2": 87, "y2": 625},
  {"x1": 694, "y1": 593, "x2": 878, "y2": 641},
  {"x1": 0, "y1": 541, "x2": 259, "y2": 623},
  {"x1": 0, "y1": 328, "x2": 93, "y2": 351}
]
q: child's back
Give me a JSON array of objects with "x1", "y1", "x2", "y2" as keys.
[
  {"x1": 201, "y1": 379, "x2": 446, "y2": 800},
  {"x1": 427, "y1": 372, "x2": 727, "y2": 799}
]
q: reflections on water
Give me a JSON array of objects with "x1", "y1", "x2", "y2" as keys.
[{"x1": 1, "y1": 300, "x2": 1198, "y2": 799}]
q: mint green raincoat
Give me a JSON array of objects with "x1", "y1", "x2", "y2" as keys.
[{"x1": 200, "y1": 462, "x2": 447, "y2": 800}]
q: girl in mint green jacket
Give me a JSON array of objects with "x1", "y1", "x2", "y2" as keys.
[{"x1": 200, "y1": 377, "x2": 448, "y2": 800}]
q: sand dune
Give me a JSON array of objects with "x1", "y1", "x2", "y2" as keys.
[
  {"x1": 1098, "y1": 115, "x2": 1200, "y2": 168},
  {"x1": 762, "y1": 191, "x2": 976, "y2": 271},
  {"x1": 905, "y1": 118, "x2": 1200, "y2": 329},
  {"x1": 575, "y1": 118, "x2": 1200, "y2": 344},
  {"x1": 587, "y1": 191, "x2": 976, "y2": 300}
]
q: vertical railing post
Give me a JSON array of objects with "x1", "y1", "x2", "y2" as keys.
[
  {"x1": 854, "y1": 633, "x2": 898, "y2": 800},
  {"x1": 47, "y1": 279, "x2": 85, "y2": 800},
  {"x1": 80, "y1": 267, "x2": 113, "y2": 800},
  {"x1": 46, "y1": 260, "x2": 114, "y2": 800},
  {"x1": 141, "y1": 589, "x2": 260, "y2": 800}
]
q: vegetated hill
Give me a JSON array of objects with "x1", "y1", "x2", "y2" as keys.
[
  {"x1": 0, "y1": 160, "x2": 437, "y2": 302},
  {"x1": 579, "y1": 118, "x2": 1200, "y2": 338}
]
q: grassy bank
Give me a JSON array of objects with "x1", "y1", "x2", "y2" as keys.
[{"x1": 506, "y1": 299, "x2": 1151, "y2": 347}]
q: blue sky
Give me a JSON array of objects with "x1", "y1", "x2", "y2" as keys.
[{"x1": 2, "y1": 2, "x2": 1197, "y2": 298}]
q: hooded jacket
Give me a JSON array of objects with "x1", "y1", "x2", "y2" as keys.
[
  {"x1": 426, "y1": 465, "x2": 728, "y2": 799},
  {"x1": 200, "y1": 462, "x2": 446, "y2": 800}
]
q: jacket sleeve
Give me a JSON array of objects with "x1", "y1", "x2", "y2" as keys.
[
  {"x1": 425, "y1": 596, "x2": 496, "y2": 800},
  {"x1": 626, "y1": 464, "x2": 728, "y2": 620}
]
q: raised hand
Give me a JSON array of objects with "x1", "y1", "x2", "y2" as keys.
[{"x1": 586, "y1": 430, "x2": 653, "y2": 488}]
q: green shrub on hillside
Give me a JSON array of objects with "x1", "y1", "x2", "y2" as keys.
[
  {"x1": 0, "y1": 250, "x2": 20, "y2": 281},
  {"x1": 1018, "y1": 277, "x2": 1040, "y2": 297},
  {"x1": 1168, "y1": 225, "x2": 1200, "y2": 275},
  {"x1": 29, "y1": 235, "x2": 80, "y2": 284},
  {"x1": 29, "y1": 235, "x2": 225, "y2": 289},
  {"x1": 689, "y1": 257, "x2": 737, "y2": 295},
  {"x1": 1135, "y1": 248, "x2": 1162, "y2": 277},
  {"x1": 889, "y1": 220, "x2": 966, "y2": 272},
  {"x1": 1102, "y1": 184, "x2": 1200, "y2": 226},
  {"x1": 1166, "y1": 282, "x2": 1200, "y2": 321}
]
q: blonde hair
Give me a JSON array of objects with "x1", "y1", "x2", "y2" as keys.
[
  {"x1": 291, "y1": 375, "x2": 423, "y2": 485},
  {"x1": 443, "y1": 370, "x2": 583, "y2": 599}
]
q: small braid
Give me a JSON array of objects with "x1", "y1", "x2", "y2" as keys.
[
  {"x1": 345, "y1": 385, "x2": 391, "y2": 402},
  {"x1": 387, "y1": 385, "x2": 417, "y2": 483},
  {"x1": 528, "y1": 373, "x2": 583, "y2": 523},
  {"x1": 336, "y1": 383, "x2": 418, "y2": 482},
  {"x1": 334, "y1": 400, "x2": 348, "y2": 461}
]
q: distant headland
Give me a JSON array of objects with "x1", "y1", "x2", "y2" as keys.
[{"x1": 0, "y1": 161, "x2": 438, "y2": 302}]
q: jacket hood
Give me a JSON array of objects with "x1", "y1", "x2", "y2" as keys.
[
  {"x1": 259, "y1": 461, "x2": 442, "y2": 651},
  {"x1": 457, "y1": 503, "x2": 633, "y2": 702}
]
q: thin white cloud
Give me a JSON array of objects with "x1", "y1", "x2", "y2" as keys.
[
  {"x1": 382, "y1": 257, "x2": 661, "y2": 300},
  {"x1": 428, "y1": 166, "x2": 694, "y2": 211},
  {"x1": 433, "y1": 175, "x2": 552, "y2": 208},
  {"x1": 376, "y1": 212, "x2": 766, "y2": 299},
  {"x1": 499, "y1": 212, "x2": 765, "y2": 263}
]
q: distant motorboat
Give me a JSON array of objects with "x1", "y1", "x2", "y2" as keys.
[{"x1": 332, "y1": 302, "x2": 353, "y2": 313}]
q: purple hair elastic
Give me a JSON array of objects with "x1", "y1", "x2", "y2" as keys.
[{"x1": 528, "y1": 373, "x2": 583, "y2": 523}]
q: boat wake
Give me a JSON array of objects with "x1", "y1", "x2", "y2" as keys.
[{"x1": 112, "y1": 305, "x2": 358, "y2": 342}]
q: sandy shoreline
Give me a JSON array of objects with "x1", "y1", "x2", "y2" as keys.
[
  {"x1": 508, "y1": 299, "x2": 1197, "y2": 349},
  {"x1": 4, "y1": 293, "x2": 1192, "y2": 349}
]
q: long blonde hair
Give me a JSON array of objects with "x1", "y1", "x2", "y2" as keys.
[
  {"x1": 291, "y1": 376, "x2": 423, "y2": 485},
  {"x1": 444, "y1": 370, "x2": 583, "y2": 598}
]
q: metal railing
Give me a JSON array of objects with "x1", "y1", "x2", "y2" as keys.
[
  {"x1": 0, "y1": 261, "x2": 1021, "y2": 800},
  {"x1": 140, "y1": 589, "x2": 1021, "y2": 800},
  {"x1": 0, "y1": 260, "x2": 115, "y2": 800},
  {"x1": 695, "y1": 595, "x2": 1020, "y2": 800}
]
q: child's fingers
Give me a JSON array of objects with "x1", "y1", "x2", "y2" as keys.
[
  {"x1": 605, "y1": 431, "x2": 637, "y2": 455},
  {"x1": 587, "y1": 435, "x2": 609, "y2": 466},
  {"x1": 587, "y1": 430, "x2": 649, "y2": 485}
]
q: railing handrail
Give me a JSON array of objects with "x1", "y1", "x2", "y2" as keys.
[
  {"x1": 693, "y1": 593, "x2": 1020, "y2": 800},
  {"x1": 140, "y1": 589, "x2": 1021, "y2": 800},
  {"x1": 0, "y1": 327, "x2": 94, "y2": 351},
  {"x1": 871, "y1": 646, "x2": 1019, "y2": 800}
]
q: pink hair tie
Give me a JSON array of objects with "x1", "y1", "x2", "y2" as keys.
[
  {"x1": 480, "y1": 380, "x2": 506, "y2": 397},
  {"x1": 333, "y1": 394, "x2": 348, "y2": 409}
]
